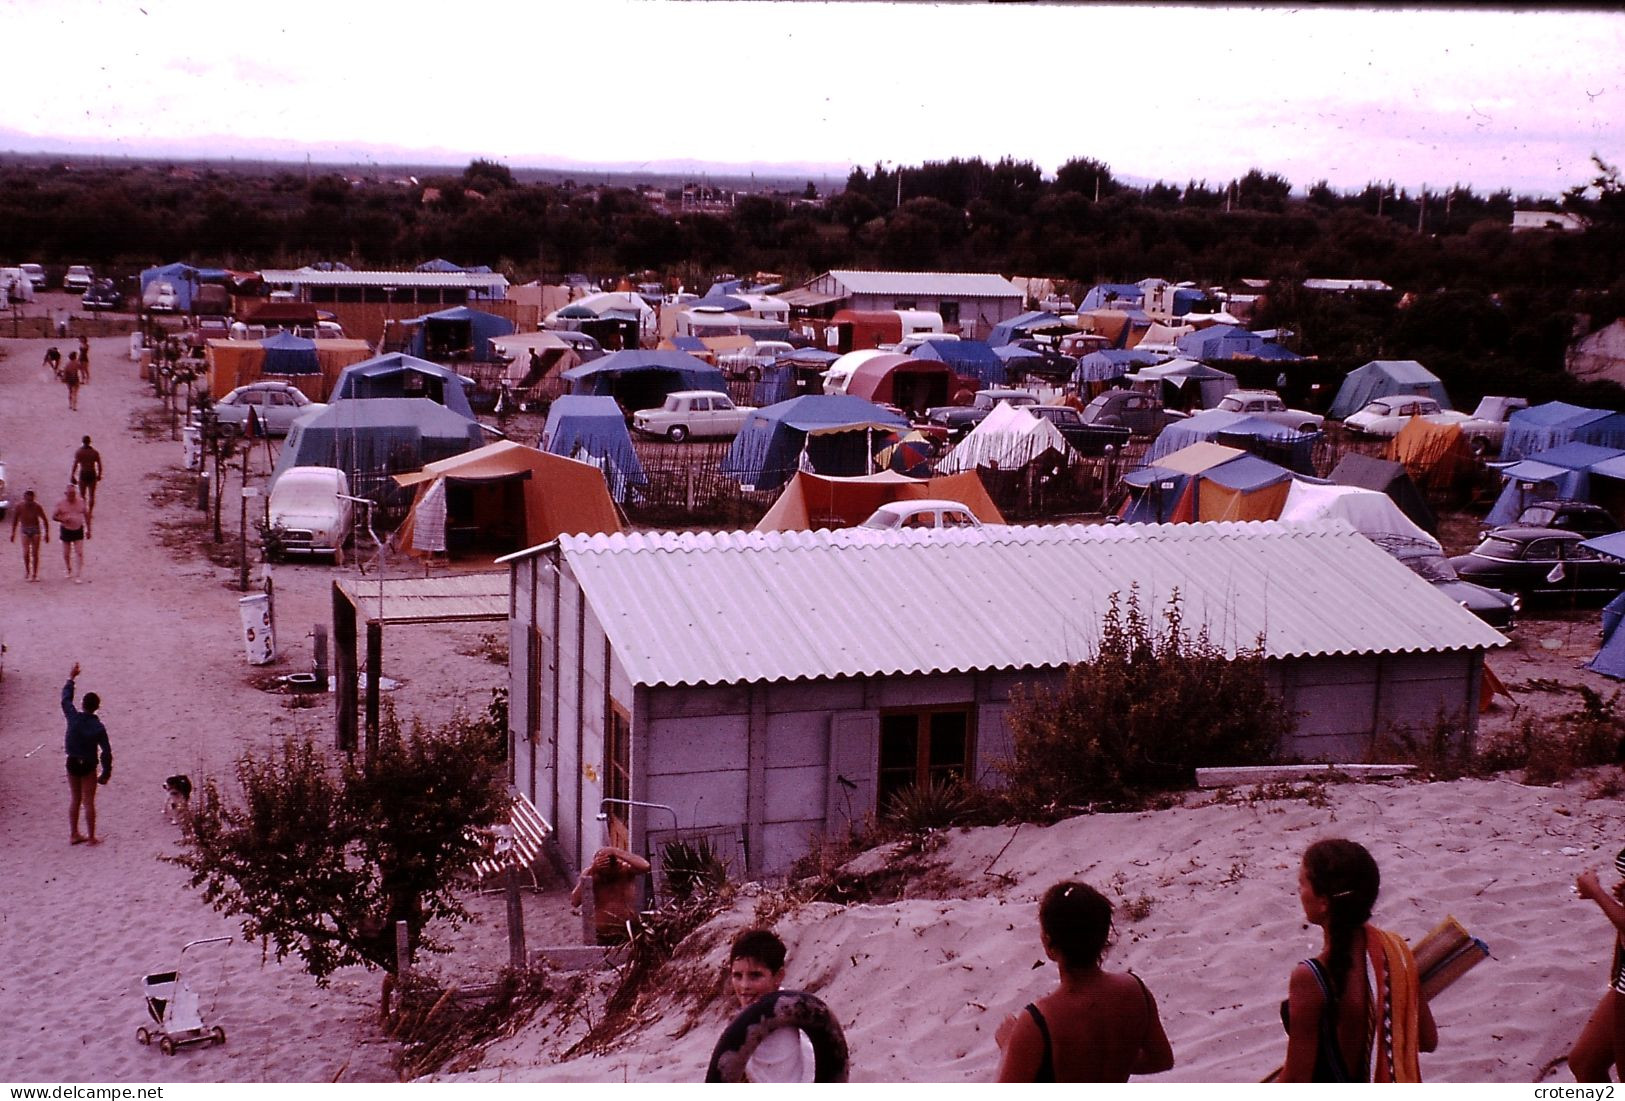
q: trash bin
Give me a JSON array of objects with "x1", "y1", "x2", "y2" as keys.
[
  {"x1": 182, "y1": 425, "x2": 202, "y2": 470},
  {"x1": 238, "y1": 592, "x2": 275, "y2": 665}
]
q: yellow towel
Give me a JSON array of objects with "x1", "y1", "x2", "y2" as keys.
[{"x1": 1367, "y1": 925, "x2": 1423, "y2": 1083}]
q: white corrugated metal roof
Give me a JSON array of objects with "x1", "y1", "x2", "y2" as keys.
[
  {"x1": 547, "y1": 521, "x2": 1506, "y2": 688},
  {"x1": 826, "y1": 270, "x2": 1024, "y2": 298},
  {"x1": 260, "y1": 269, "x2": 509, "y2": 289}
]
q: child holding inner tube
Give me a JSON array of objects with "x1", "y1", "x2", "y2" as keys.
[{"x1": 726, "y1": 929, "x2": 818, "y2": 1082}]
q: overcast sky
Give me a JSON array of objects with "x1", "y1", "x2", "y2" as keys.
[{"x1": 2, "y1": 2, "x2": 1621, "y2": 197}]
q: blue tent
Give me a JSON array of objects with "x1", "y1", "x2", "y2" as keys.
[
  {"x1": 261, "y1": 332, "x2": 319, "y2": 376},
  {"x1": 1175, "y1": 325, "x2": 1266, "y2": 362},
  {"x1": 1080, "y1": 283, "x2": 1145, "y2": 310},
  {"x1": 988, "y1": 311, "x2": 1067, "y2": 348},
  {"x1": 400, "y1": 306, "x2": 515, "y2": 364},
  {"x1": 912, "y1": 340, "x2": 1005, "y2": 387},
  {"x1": 138, "y1": 262, "x2": 231, "y2": 312},
  {"x1": 561, "y1": 349, "x2": 727, "y2": 401},
  {"x1": 540, "y1": 395, "x2": 647, "y2": 503},
  {"x1": 1328, "y1": 360, "x2": 1451, "y2": 420},
  {"x1": 332, "y1": 353, "x2": 476, "y2": 419},
  {"x1": 1499, "y1": 401, "x2": 1625, "y2": 461},
  {"x1": 1073, "y1": 349, "x2": 1169, "y2": 385},
  {"x1": 1483, "y1": 442, "x2": 1625, "y2": 525},
  {"x1": 1148, "y1": 409, "x2": 1317, "y2": 466},
  {"x1": 722, "y1": 395, "x2": 908, "y2": 493},
  {"x1": 271, "y1": 397, "x2": 487, "y2": 504},
  {"x1": 415, "y1": 258, "x2": 466, "y2": 272},
  {"x1": 1586, "y1": 588, "x2": 1625, "y2": 679}
]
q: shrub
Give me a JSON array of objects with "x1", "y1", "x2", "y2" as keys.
[
  {"x1": 661, "y1": 835, "x2": 729, "y2": 902},
  {"x1": 1001, "y1": 587, "x2": 1292, "y2": 808},
  {"x1": 881, "y1": 776, "x2": 974, "y2": 833}
]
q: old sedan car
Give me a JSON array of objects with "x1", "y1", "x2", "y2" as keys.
[
  {"x1": 1496, "y1": 499, "x2": 1620, "y2": 540},
  {"x1": 209, "y1": 381, "x2": 326, "y2": 436},
  {"x1": 1028, "y1": 404, "x2": 1131, "y2": 457},
  {"x1": 1374, "y1": 536, "x2": 1518, "y2": 630},
  {"x1": 1343, "y1": 395, "x2": 1444, "y2": 437},
  {"x1": 632, "y1": 390, "x2": 754, "y2": 442},
  {"x1": 81, "y1": 279, "x2": 123, "y2": 311},
  {"x1": 63, "y1": 264, "x2": 95, "y2": 293},
  {"x1": 1450, "y1": 528, "x2": 1625, "y2": 602},
  {"x1": 924, "y1": 388, "x2": 1040, "y2": 437},
  {"x1": 1215, "y1": 390, "x2": 1323, "y2": 432},
  {"x1": 858, "y1": 500, "x2": 985, "y2": 531},
  {"x1": 1077, "y1": 389, "x2": 1177, "y2": 436}
]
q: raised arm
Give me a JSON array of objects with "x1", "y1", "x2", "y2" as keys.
[{"x1": 1578, "y1": 869, "x2": 1625, "y2": 937}]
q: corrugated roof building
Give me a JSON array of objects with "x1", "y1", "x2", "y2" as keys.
[
  {"x1": 505, "y1": 520, "x2": 1503, "y2": 877},
  {"x1": 783, "y1": 270, "x2": 1025, "y2": 340}
]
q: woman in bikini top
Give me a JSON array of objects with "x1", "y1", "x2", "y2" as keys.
[{"x1": 995, "y1": 880, "x2": 1175, "y2": 1082}]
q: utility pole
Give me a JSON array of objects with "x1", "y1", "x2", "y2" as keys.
[{"x1": 1417, "y1": 185, "x2": 1426, "y2": 234}]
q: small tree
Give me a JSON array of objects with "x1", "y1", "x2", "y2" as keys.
[
  {"x1": 1002, "y1": 587, "x2": 1293, "y2": 808},
  {"x1": 172, "y1": 713, "x2": 507, "y2": 1010}
]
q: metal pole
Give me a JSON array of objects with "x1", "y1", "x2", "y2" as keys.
[{"x1": 239, "y1": 446, "x2": 251, "y2": 591}]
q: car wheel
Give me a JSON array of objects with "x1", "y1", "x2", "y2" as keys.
[
  {"x1": 666, "y1": 425, "x2": 688, "y2": 443},
  {"x1": 1470, "y1": 437, "x2": 1491, "y2": 457}
]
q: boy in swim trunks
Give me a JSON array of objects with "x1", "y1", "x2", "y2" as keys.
[
  {"x1": 62, "y1": 662, "x2": 112, "y2": 845},
  {"x1": 1569, "y1": 849, "x2": 1625, "y2": 1081},
  {"x1": 71, "y1": 436, "x2": 103, "y2": 518},
  {"x1": 10, "y1": 489, "x2": 48, "y2": 581}
]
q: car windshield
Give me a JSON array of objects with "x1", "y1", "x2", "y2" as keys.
[
  {"x1": 1476, "y1": 536, "x2": 1526, "y2": 559},
  {"x1": 1400, "y1": 552, "x2": 1458, "y2": 583},
  {"x1": 1217, "y1": 397, "x2": 1245, "y2": 412},
  {"x1": 1365, "y1": 402, "x2": 1395, "y2": 416},
  {"x1": 1035, "y1": 408, "x2": 1079, "y2": 425},
  {"x1": 859, "y1": 511, "x2": 902, "y2": 530},
  {"x1": 1519, "y1": 506, "x2": 1560, "y2": 527}
]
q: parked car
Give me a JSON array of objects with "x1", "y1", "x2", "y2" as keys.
[
  {"x1": 1374, "y1": 536, "x2": 1518, "y2": 630},
  {"x1": 1343, "y1": 395, "x2": 1444, "y2": 437},
  {"x1": 718, "y1": 340, "x2": 794, "y2": 381},
  {"x1": 858, "y1": 499, "x2": 984, "y2": 531},
  {"x1": 81, "y1": 279, "x2": 123, "y2": 311},
  {"x1": 1450, "y1": 528, "x2": 1625, "y2": 601},
  {"x1": 19, "y1": 263, "x2": 46, "y2": 291},
  {"x1": 1215, "y1": 390, "x2": 1323, "y2": 432},
  {"x1": 1028, "y1": 404, "x2": 1131, "y2": 457},
  {"x1": 924, "y1": 388, "x2": 1040, "y2": 437},
  {"x1": 632, "y1": 390, "x2": 754, "y2": 442},
  {"x1": 1424, "y1": 395, "x2": 1529, "y2": 455},
  {"x1": 266, "y1": 467, "x2": 353, "y2": 561},
  {"x1": 1077, "y1": 389, "x2": 1179, "y2": 436},
  {"x1": 1484, "y1": 500, "x2": 1620, "y2": 541},
  {"x1": 209, "y1": 381, "x2": 326, "y2": 437},
  {"x1": 145, "y1": 281, "x2": 179, "y2": 312},
  {"x1": 63, "y1": 265, "x2": 95, "y2": 293}
]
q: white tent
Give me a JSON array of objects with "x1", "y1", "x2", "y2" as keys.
[
  {"x1": 936, "y1": 401, "x2": 1073, "y2": 474},
  {"x1": 1277, "y1": 481, "x2": 1440, "y2": 549},
  {"x1": 546, "y1": 290, "x2": 655, "y2": 326},
  {"x1": 487, "y1": 331, "x2": 582, "y2": 384}
]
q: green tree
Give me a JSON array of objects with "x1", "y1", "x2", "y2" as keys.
[
  {"x1": 172, "y1": 714, "x2": 507, "y2": 1009},
  {"x1": 1002, "y1": 588, "x2": 1292, "y2": 807}
]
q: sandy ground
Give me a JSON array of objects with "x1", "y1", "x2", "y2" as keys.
[
  {"x1": 0, "y1": 323, "x2": 562, "y2": 1083},
  {"x1": 3, "y1": 307, "x2": 1623, "y2": 1083}
]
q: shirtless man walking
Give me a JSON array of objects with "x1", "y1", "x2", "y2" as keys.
[
  {"x1": 10, "y1": 489, "x2": 49, "y2": 581},
  {"x1": 71, "y1": 436, "x2": 103, "y2": 520},
  {"x1": 53, "y1": 485, "x2": 89, "y2": 582},
  {"x1": 62, "y1": 662, "x2": 113, "y2": 845}
]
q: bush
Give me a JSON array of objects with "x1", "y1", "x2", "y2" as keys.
[
  {"x1": 660, "y1": 836, "x2": 729, "y2": 902},
  {"x1": 881, "y1": 776, "x2": 974, "y2": 833},
  {"x1": 1001, "y1": 587, "x2": 1293, "y2": 808}
]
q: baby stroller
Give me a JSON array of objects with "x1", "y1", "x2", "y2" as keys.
[{"x1": 136, "y1": 936, "x2": 231, "y2": 1055}]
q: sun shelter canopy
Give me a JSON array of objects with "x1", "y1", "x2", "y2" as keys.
[
  {"x1": 561, "y1": 350, "x2": 727, "y2": 408},
  {"x1": 540, "y1": 395, "x2": 648, "y2": 503},
  {"x1": 912, "y1": 340, "x2": 1006, "y2": 387},
  {"x1": 1278, "y1": 481, "x2": 1440, "y2": 548},
  {"x1": 1329, "y1": 453, "x2": 1437, "y2": 535},
  {"x1": 1075, "y1": 348, "x2": 1168, "y2": 384},
  {"x1": 936, "y1": 401, "x2": 1072, "y2": 474},
  {"x1": 754, "y1": 470, "x2": 1004, "y2": 531},
  {"x1": 1124, "y1": 442, "x2": 1246, "y2": 486},
  {"x1": 331, "y1": 353, "x2": 477, "y2": 419},
  {"x1": 398, "y1": 306, "x2": 516, "y2": 364},
  {"x1": 1328, "y1": 360, "x2": 1451, "y2": 420},
  {"x1": 1499, "y1": 401, "x2": 1625, "y2": 461},
  {"x1": 271, "y1": 397, "x2": 487, "y2": 499},
  {"x1": 1131, "y1": 358, "x2": 1238, "y2": 409},
  {"x1": 393, "y1": 440, "x2": 620, "y2": 557},
  {"x1": 722, "y1": 395, "x2": 909, "y2": 492},
  {"x1": 1484, "y1": 442, "x2": 1625, "y2": 525},
  {"x1": 260, "y1": 331, "x2": 320, "y2": 375}
]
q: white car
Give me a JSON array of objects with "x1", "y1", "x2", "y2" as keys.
[
  {"x1": 1343, "y1": 395, "x2": 1445, "y2": 437},
  {"x1": 19, "y1": 263, "x2": 46, "y2": 291},
  {"x1": 1422, "y1": 395, "x2": 1530, "y2": 455},
  {"x1": 632, "y1": 390, "x2": 755, "y2": 442},
  {"x1": 267, "y1": 467, "x2": 353, "y2": 561},
  {"x1": 210, "y1": 382, "x2": 326, "y2": 436},
  {"x1": 1215, "y1": 390, "x2": 1324, "y2": 432},
  {"x1": 145, "y1": 281, "x2": 179, "y2": 312},
  {"x1": 63, "y1": 265, "x2": 95, "y2": 293},
  {"x1": 858, "y1": 500, "x2": 984, "y2": 531}
]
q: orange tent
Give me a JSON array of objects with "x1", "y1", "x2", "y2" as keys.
[
  {"x1": 1388, "y1": 417, "x2": 1474, "y2": 492},
  {"x1": 755, "y1": 470, "x2": 1005, "y2": 531}
]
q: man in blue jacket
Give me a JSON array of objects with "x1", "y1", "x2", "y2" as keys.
[{"x1": 63, "y1": 662, "x2": 112, "y2": 845}]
